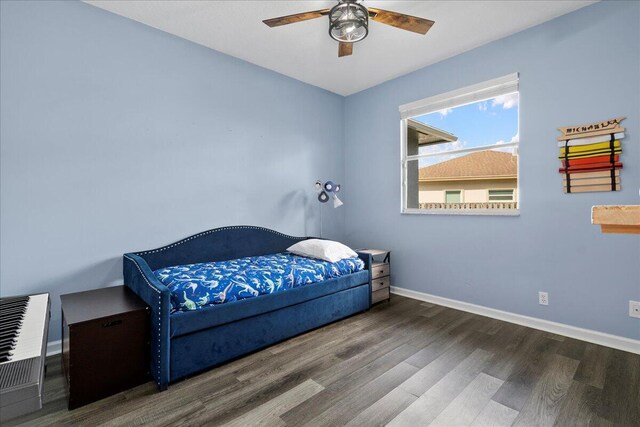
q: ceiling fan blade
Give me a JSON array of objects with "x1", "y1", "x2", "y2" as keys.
[
  {"x1": 338, "y1": 42, "x2": 353, "y2": 58},
  {"x1": 368, "y1": 8, "x2": 434, "y2": 35},
  {"x1": 263, "y1": 9, "x2": 330, "y2": 27}
]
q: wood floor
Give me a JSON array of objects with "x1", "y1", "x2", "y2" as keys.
[{"x1": 7, "y1": 296, "x2": 640, "y2": 426}]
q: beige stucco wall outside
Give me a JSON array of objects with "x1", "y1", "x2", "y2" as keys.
[{"x1": 419, "y1": 178, "x2": 517, "y2": 203}]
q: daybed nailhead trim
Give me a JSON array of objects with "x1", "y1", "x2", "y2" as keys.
[
  {"x1": 134, "y1": 226, "x2": 303, "y2": 256},
  {"x1": 124, "y1": 255, "x2": 163, "y2": 386},
  {"x1": 128, "y1": 226, "x2": 304, "y2": 388}
]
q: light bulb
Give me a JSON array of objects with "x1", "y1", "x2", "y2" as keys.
[
  {"x1": 333, "y1": 194, "x2": 343, "y2": 208},
  {"x1": 345, "y1": 24, "x2": 355, "y2": 33}
]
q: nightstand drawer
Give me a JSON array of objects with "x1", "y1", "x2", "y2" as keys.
[
  {"x1": 371, "y1": 276, "x2": 390, "y2": 292},
  {"x1": 371, "y1": 262, "x2": 390, "y2": 279},
  {"x1": 372, "y1": 288, "x2": 390, "y2": 304}
]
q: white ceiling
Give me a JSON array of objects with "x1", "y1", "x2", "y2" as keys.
[{"x1": 85, "y1": 1, "x2": 596, "y2": 96}]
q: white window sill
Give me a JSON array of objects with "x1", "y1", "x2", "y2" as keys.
[{"x1": 401, "y1": 209, "x2": 520, "y2": 217}]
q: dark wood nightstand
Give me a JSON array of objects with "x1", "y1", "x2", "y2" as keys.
[
  {"x1": 358, "y1": 249, "x2": 391, "y2": 304},
  {"x1": 60, "y1": 286, "x2": 150, "y2": 409}
]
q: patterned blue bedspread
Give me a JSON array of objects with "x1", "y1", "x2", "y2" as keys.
[{"x1": 153, "y1": 253, "x2": 365, "y2": 313}]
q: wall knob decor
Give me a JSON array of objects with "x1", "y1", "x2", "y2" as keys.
[
  {"x1": 314, "y1": 179, "x2": 343, "y2": 237},
  {"x1": 315, "y1": 180, "x2": 343, "y2": 208}
]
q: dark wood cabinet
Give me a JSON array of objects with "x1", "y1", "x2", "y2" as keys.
[{"x1": 61, "y1": 286, "x2": 149, "y2": 409}]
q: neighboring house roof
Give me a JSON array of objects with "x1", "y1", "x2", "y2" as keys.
[
  {"x1": 419, "y1": 150, "x2": 517, "y2": 180},
  {"x1": 407, "y1": 119, "x2": 458, "y2": 145}
]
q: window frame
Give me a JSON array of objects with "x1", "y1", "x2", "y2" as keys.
[
  {"x1": 487, "y1": 189, "x2": 516, "y2": 202},
  {"x1": 399, "y1": 73, "x2": 520, "y2": 216}
]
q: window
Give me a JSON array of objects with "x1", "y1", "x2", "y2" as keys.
[
  {"x1": 400, "y1": 73, "x2": 519, "y2": 215},
  {"x1": 445, "y1": 190, "x2": 462, "y2": 203},
  {"x1": 488, "y1": 189, "x2": 514, "y2": 202}
]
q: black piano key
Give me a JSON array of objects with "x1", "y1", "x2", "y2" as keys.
[
  {"x1": 0, "y1": 313, "x2": 26, "y2": 322},
  {"x1": 0, "y1": 319, "x2": 22, "y2": 329},
  {"x1": 0, "y1": 296, "x2": 29, "y2": 303},
  {"x1": 0, "y1": 306, "x2": 25, "y2": 312},
  {"x1": 0, "y1": 316, "x2": 22, "y2": 324},
  {"x1": 0, "y1": 302, "x2": 26, "y2": 309},
  {"x1": 0, "y1": 302, "x2": 27, "y2": 309},
  {"x1": 0, "y1": 330, "x2": 17, "y2": 338},
  {"x1": 0, "y1": 322, "x2": 19, "y2": 329},
  {"x1": 0, "y1": 334, "x2": 17, "y2": 343},
  {"x1": 0, "y1": 335, "x2": 18, "y2": 343},
  {"x1": 0, "y1": 297, "x2": 27, "y2": 304},
  {"x1": 0, "y1": 334, "x2": 17, "y2": 342},
  {"x1": 0, "y1": 308, "x2": 27, "y2": 317},
  {"x1": 0, "y1": 345, "x2": 16, "y2": 356},
  {"x1": 0, "y1": 345, "x2": 15, "y2": 354},
  {"x1": 0, "y1": 304, "x2": 29, "y2": 312},
  {"x1": 0, "y1": 301, "x2": 28, "y2": 309},
  {"x1": 0, "y1": 339, "x2": 15, "y2": 347},
  {"x1": 0, "y1": 336, "x2": 15, "y2": 344},
  {"x1": 0, "y1": 328, "x2": 20, "y2": 338},
  {"x1": 0, "y1": 308, "x2": 26, "y2": 317},
  {"x1": 0, "y1": 328, "x2": 21, "y2": 337},
  {"x1": 0, "y1": 300, "x2": 27, "y2": 307},
  {"x1": 0, "y1": 310, "x2": 26, "y2": 318}
]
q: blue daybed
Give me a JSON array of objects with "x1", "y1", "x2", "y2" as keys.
[{"x1": 123, "y1": 226, "x2": 372, "y2": 390}]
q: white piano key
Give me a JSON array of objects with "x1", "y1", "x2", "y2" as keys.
[{"x1": 0, "y1": 294, "x2": 49, "y2": 363}]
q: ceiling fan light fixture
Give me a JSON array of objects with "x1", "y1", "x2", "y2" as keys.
[{"x1": 329, "y1": 1, "x2": 368, "y2": 43}]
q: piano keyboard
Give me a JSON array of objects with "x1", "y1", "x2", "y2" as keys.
[
  {"x1": 0, "y1": 294, "x2": 49, "y2": 364},
  {"x1": 0, "y1": 293, "x2": 50, "y2": 422}
]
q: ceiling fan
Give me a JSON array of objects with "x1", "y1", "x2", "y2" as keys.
[{"x1": 263, "y1": 1, "x2": 434, "y2": 58}]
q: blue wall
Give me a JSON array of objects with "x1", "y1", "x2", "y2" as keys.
[
  {"x1": 343, "y1": 1, "x2": 640, "y2": 340},
  {"x1": 2, "y1": 0, "x2": 639, "y2": 346},
  {"x1": 0, "y1": 1, "x2": 345, "y2": 342}
]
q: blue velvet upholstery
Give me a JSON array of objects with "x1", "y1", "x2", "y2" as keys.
[
  {"x1": 133, "y1": 226, "x2": 308, "y2": 271},
  {"x1": 170, "y1": 284, "x2": 370, "y2": 382},
  {"x1": 123, "y1": 226, "x2": 371, "y2": 390},
  {"x1": 123, "y1": 253, "x2": 171, "y2": 390},
  {"x1": 170, "y1": 270, "x2": 369, "y2": 337}
]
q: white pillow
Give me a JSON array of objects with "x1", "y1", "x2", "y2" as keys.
[{"x1": 287, "y1": 239, "x2": 358, "y2": 263}]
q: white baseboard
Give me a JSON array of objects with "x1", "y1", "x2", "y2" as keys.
[
  {"x1": 47, "y1": 339, "x2": 61, "y2": 357},
  {"x1": 391, "y1": 286, "x2": 640, "y2": 355}
]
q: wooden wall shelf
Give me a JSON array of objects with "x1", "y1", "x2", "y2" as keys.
[{"x1": 592, "y1": 205, "x2": 640, "y2": 234}]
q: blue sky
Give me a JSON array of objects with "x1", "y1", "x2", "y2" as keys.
[{"x1": 414, "y1": 92, "x2": 519, "y2": 166}]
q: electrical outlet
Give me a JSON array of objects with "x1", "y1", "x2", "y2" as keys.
[
  {"x1": 630, "y1": 300, "x2": 640, "y2": 319},
  {"x1": 539, "y1": 291, "x2": 549, "y2": 306}
]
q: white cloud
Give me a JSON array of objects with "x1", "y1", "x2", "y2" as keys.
[
  {"x1": 478, "y1": 102, "x2": 488, "y2": 112},
  {"x1": 492, "y1": 93, "x2": 519, "y2": 109},
  {"x1": 495, "y1": 133, "x2": 519, "y2": 145},
  {"x1": 420, "y1": 140, "x2": 468, "y2": 166},
  {"x1": 494, "y1": 133, "x2": 519, "y2": 153},
  {"x1": 423, "y1": 140, "x2": 467, "y2": 154},
  {"x1": 450, "y1": 140, "x2": 467, "y2": 150},
  {"x1": 438, "y1": 108, "x2": 453, "y2": 117}
]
